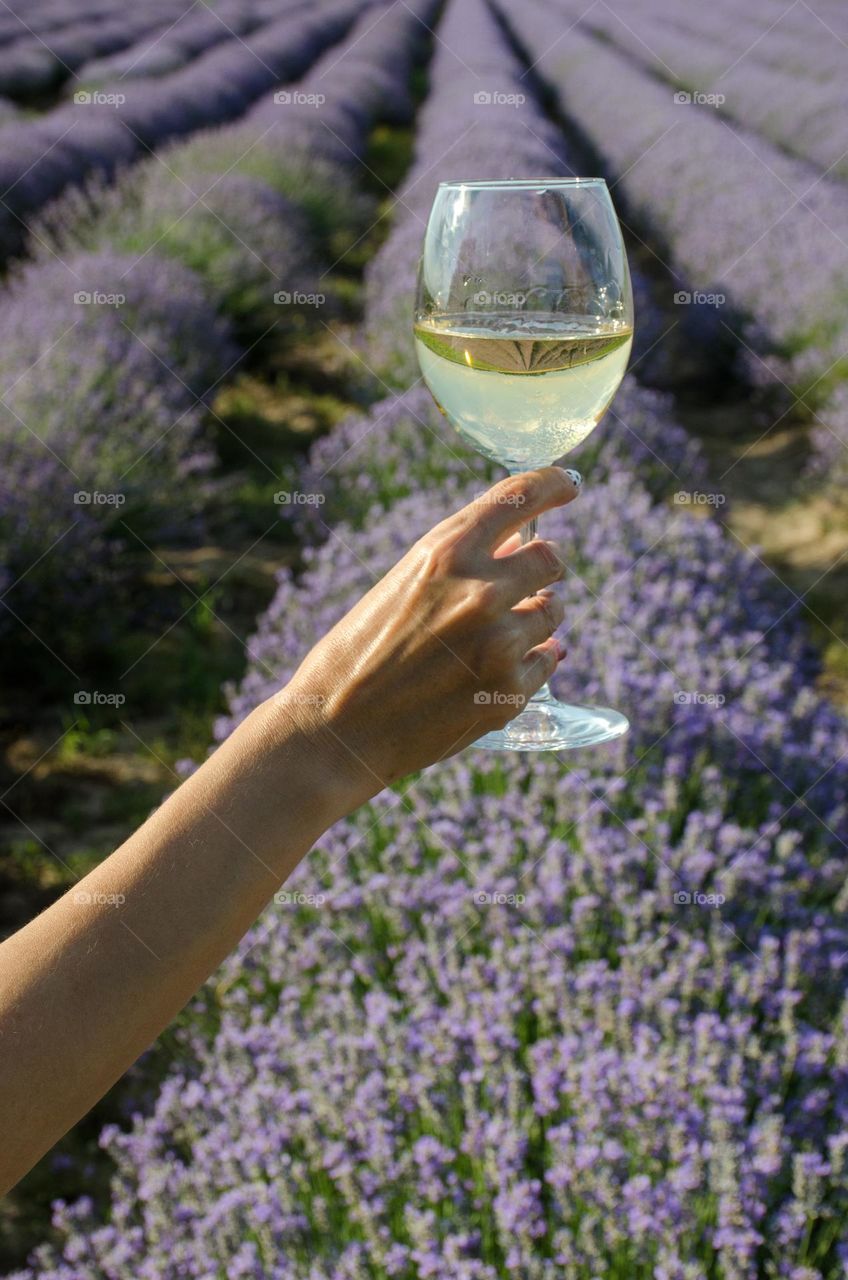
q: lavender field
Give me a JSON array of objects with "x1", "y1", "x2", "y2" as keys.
[{"x1": 1, "y1": 0, "x2": 847, "y2": 1276}]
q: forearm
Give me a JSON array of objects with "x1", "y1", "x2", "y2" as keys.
[{"x1": 0, "y1": 697, "x2": 353, "y2": 1195}]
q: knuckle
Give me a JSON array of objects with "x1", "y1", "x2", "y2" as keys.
[
  {"x1": 470, "y1": 578, "x2": 502, "y2": 619},
  {"x1": 531, "y1": 539, "x2": 565, "y2": 581},
  {"x1": 500, "y1": 471, "x2": 540, "y2": 509},
  {"x1": 545, "y1": 592, "x2": 566, "y2": 629},
  {"x1": 536, "y1": 593, "x2": 559, "y2": 633},
  {"x1": 414, "y1": 531, "x2": 460, "y2": 580},
  {"x1": 491, "y1": 473, "x2": 532, "y2": 506}
]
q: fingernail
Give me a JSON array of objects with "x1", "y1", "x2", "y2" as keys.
[
  {"x1": 556, "y1": 639, "x2": 568, "y2": 661},
  {"x1": 563, "y1": 468, "x2": 583, "y2": 494}
]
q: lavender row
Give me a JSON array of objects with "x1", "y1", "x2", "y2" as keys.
[
  {"x1": 0, "y1": 0, "x2": 184, "y2": 55},
  {"x1": 33, "y1": 0, "x2": 437, "y2": 335},
  {"x1": 71, "y1": 2, "x2": 309, "y2": 92},
  {"x1": 548, "y1": 0, "x2": 848, "y2": 184},
  {"x1": 0, "y1": 0, "x2": 368, "y2": 265},
  {"x1": 498, "y1": 0, "x2": 848, "y2": 409},
  {"x1": 178, "y1": 5, "x2": 843, "y2": 1270},
  {"x1": 0, "y1": 3, "x2": 191, "y2": 98},
  {"x1": 623, "y1": 0, "x2": 848, "y2": 79},
  {"x1": 0, "y1": 0, "x2": 436, "y2": 667}
]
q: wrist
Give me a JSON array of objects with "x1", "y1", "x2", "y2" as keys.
[{"x1": 246, "y1": 691, "x2": 372, "y2": 834}]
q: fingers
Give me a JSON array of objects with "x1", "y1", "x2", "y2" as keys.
[
  {"x1": 449, "y1": 466, "x2": 582, "y2": 553},
  {"x1": 511, "y1": 589, "x2": 565, "y2": 651},
  {"x1": 492, "y1": 530, "x2": 522, "y2": 560},
  {"x1": 521, "y1": 635, "x2": 564, "y2": 696},
  {"x1": 470, "y1": 591, "x2": 565, "y2": 726},
  {"x1": 493, "y1": 536, "x2": 566, "y2": 602}
]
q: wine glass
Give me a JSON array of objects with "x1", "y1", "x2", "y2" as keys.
[{"x1": 413, "y1": 177, "x2": 634, "y2": 752}]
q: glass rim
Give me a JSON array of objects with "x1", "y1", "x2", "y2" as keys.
[{"x1": 437, "y1": 177, "x2": 607, "y2": 190}]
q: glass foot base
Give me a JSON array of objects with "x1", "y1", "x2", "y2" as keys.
[{"x1": 472, "y1": 699, "x2": 630, "y2": 752}]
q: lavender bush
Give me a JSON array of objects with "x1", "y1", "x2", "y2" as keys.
[
  {"x1": 0, "y1": 249, "x2": 231, "y2": 517},
  {"x1": 0, "y1": 249, "x2": 233, "y2": 660},
  {"x1": 0, "y1": 0, "x2": 183, "y2": 40},
  {"x1": 42, "y1": 168, "x2": 318, "y2": 335}
]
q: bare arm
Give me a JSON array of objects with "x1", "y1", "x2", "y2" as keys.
[{"x1": 0, "y1": 466, "x2": 579, "y2": 1194}]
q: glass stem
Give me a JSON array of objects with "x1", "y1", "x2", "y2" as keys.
[
  {"x1": 514, "y1": 484, "x2": 553, "y2": 706},
  {"x1": 520, "y1": 515, "x2": 538, "y2": 549}
]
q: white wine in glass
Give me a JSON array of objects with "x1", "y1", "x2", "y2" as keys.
[{"x1": 414, "y1": 178, "x2": 634, "y2": 751}]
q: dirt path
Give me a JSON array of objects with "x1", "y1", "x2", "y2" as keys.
[{"x1": 675, "y1": 393, "x2": 848, "y2": 709}]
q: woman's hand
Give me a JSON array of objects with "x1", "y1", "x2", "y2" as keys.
[{"x1": 274, "y1": 466, "x2": 581, "y2": 806}]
